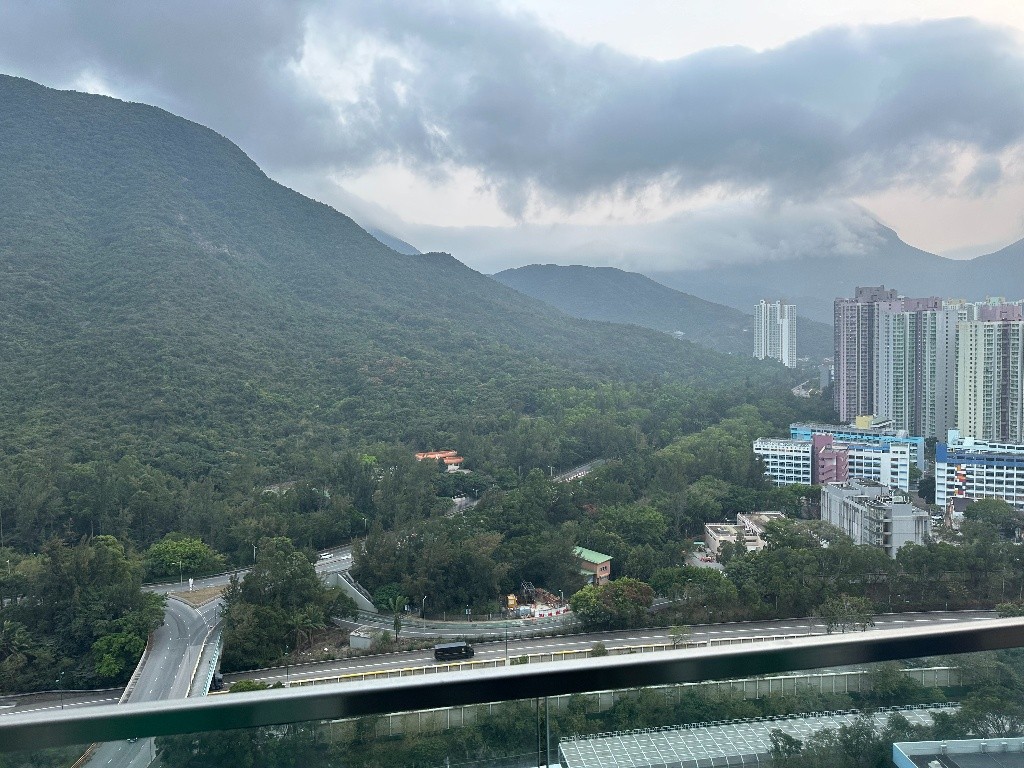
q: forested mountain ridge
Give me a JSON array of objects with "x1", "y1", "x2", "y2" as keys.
[
  {"x1": 492, "y1": 264, "x2": 833, "y2": 359},
  {"x1": 0, "y1": 75, "x2": 791, "y2": 480}
]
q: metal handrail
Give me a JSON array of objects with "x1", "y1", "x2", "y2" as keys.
[{"x1": 2, "y1": 618, "x2": 1023, "y2": 751}]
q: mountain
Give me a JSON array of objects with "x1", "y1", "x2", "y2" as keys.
[
  {"x1": 492, "y1": 264, "x2": 832, "y2": 360},
  {"x1": 365, "y1": 227, "x2": 421, "y2": 255},
  {"x1": 0, "y1": 75, "x2": 787, "y2": 476},
  {"x1": 644, "y1": 224, "x2": 1024, "y2": 323},
  {"x1": 964, "y1": 238, "x2": 1024, "y2": 296}
]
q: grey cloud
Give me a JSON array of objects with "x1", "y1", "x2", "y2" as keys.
[
  {"x1": 394, "y1": 200, "x2": 888, "y2": 274},
  {"x1": 961, "y1": 157, "x2": 1004, "y2": 196},
  {"x1": 0, "y1": 3, "x2": 1022, "y2": 214},
  {"x1": 0, "y1": 0, "x2": 333, "y2": 169}
]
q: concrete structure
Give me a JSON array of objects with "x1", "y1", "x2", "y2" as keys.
[
  {"x1": 894, "y1": 737, "x2": 1024, "y2": 768},
  {"x1": 559, "y1": 706, "x2": 949, "y2": 768},
  {"x1": 753, "y1": 299, "x2": 797, "y2": 367},
  {"x1": 790, "y1": 422, "x2": 924, "y2": 467},
  {"x1": 874, "y1": 300, "x2": 957, "y2": 440},
  {"x1": 754, "y1": 434, "x2": 911, "y2": 491},
  {"x1": 820, "y1": 479, "x2": 930, "y2": 557},
  {"x1": 752, "y1": 437, "x2": 813, "y2": 486},
  {"x1": 834, "y1": 286, "x2": 898, "y2": 422},
  {"x1": 704, "y1": 523, "x2": 745, "y2": 555},
  {"x1": 812, "y1": 433, "x2": 848, "y2": 485},
  {"x1": 574, "y1": 547, "x2": 612, "y2": 585},
  {"x1": 935, "y1": 429, "x2": 1024, "y2": 513},
  {"x1": 956, "y1": 319, "x2": 1024, "y2": 443},
  {"x1": 846, "y1": 441, "x2": 912, "y2": 492},
  {"x1": 704, "y1": 512, "x2": 785, "y2": 555}
]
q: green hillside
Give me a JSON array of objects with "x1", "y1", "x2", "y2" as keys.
[
  {"x1": 493, "y1": 264, "x2": 833, "y2": 359},
  {"x1": 0, "y1": 75, "x2": 790, "y2": 478}
]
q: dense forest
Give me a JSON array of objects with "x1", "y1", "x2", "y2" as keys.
[
  {"x1": 0, "y1": 75, "x2": 806, "y2": 691},
  {"x1": 2, "y1": 74, "x2": 1022, "y2": 756}
]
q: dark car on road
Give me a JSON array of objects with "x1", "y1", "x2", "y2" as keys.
[{"x1": 433, "y1": 642, "x2": 474, "y2": 661}]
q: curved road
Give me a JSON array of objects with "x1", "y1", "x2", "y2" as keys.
[{"x1": 85, "y1": 598, "x2": 221, "y2": 767}]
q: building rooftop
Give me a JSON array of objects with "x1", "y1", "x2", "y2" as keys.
[
  {"x1": 560, "y1": 705, "x2": 951, "y2": 768},
  {"x1": 574, "y1": 546, "x2": 612, "y2": 565},
  {"x1": 895, "y1": 738, "x2": 1024, "y2": 768}
]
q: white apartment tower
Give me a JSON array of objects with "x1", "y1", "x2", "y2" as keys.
[
  {"x1": 874, "y1": 299, "x2": 957, "y2": 440},
  {"x1": 754, "y1": 300, "x2": 797, "y2": 368},
  {"x1": 957, "y1": 317, "x2": 1024, "y2": 443}
]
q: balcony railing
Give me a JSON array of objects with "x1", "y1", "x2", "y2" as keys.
[{"x1": 2, "y1": 617, "x2": 1024, "y2": 754}]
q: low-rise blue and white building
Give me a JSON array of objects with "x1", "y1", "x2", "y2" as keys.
[
  {"x1": 754, "y1": 435, "x2": 912, "y2": 491},
  {"x1": 936, "y1": 429, "x2": 1024, "y2": 513},
  {"x1": 790, "y1": 421, "x2": 925, "y2": 468}
]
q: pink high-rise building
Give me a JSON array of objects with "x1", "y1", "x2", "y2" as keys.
[{"x1": 833, "y1": 286, "x2": 898, "y2": 422}]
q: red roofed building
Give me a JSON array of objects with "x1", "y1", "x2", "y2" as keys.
[{"x1": 415, "y1": 450, "x2": 464, "y2": 471}]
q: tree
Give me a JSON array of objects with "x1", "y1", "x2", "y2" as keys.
[
  {"x1": 964, "y1": 498, "x2": 1023, "y2": 540},
  {"x1": 996, "y1": 602, "x2": 1024, "y2": 617},
  {"x1": 818, "y1": 595, "x2": 874, "y2": 634},
  {"x1": 144, "y1": 534, "x2": 225, "y2": 581},
  {"x1": 917, "y1": 475, "x2": 935, "y2": 505},
  {"x1": 769, "y1": 729, "x2": 803, "y2": 763},
  {"x1": 221, "y1": 537, "x2": 336, "y2": 671},
  {"x1": 386, "y1": 594, "x2": 406, "y2": 641},
  {"x1": 669, "y1": 625, "x2": 690, "y2": 648},
  {"x1": 570, "y1": 578, "x2": 654, "y2": 631}
]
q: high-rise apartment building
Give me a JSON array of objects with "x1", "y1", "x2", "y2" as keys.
[
  {"x1": 833, "y1": 286, "x2": 898, "y2": 422},
  {"x1": 874, "y1": 298, "x2": 957, "y2": 439},
  {"x1": 956, "y1": 314, "x2": 1024, "y2": 443},
  {"x1": 753, "y1": 300, "x2": 797, "y2": 368}
]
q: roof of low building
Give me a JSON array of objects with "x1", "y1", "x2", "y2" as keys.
[{"x1": 574, "y1": 546, "x2": 612, "y2": 565}]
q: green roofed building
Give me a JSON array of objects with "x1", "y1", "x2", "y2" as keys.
[{"x1": 574, "y1": 546, "x2": 612, "y2": 585}]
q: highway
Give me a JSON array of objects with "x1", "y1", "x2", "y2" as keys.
[
  {"x1": 3, "y1": 536, "x2": 997, "y2": 765},
  {"x1": 82, "y1": 597, "x2": 222, "y2": 767},
  {"x1": 227, "y1": 609, "x2": 996, "y2": 687},
  {"x1": 2, "y1": 546, "x2": 355, "y2": 766}
]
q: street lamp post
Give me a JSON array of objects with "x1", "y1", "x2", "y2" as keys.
[
  {"x1": 57, "y1": 672, "x2": 64, "y2": 710},
  {"x1": 422, "y1": 596, "x2": 427, "y2": 627},
  {"x1": 505, "y1": 623, "x2": 509, "y2": 666},
  {"x1": 252, "y1": 543, "x2": 257, "y2": 563},
  {"x1": 177, "y1": 560, "x2": 183, "y2": 585}
]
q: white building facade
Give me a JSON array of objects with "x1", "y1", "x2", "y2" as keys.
[
  {"x1": 754, "y1": 300, "x2": 797, "y2": 368},
  {"x1": 956, "y1": 319, "x2": 1024, "y2": 444},
  {"x1": 820, "y1": 480, "x2": 930, "y2": 557},
  {"x1": 754, "y1": 437, "x2": 912, "y2": 491},
  {"x1": 935, "y1": 430, "x2": 1024, "y2": 512},
  {"x1": 873, "y1": 300, "x2": 956, "y2": 440}
]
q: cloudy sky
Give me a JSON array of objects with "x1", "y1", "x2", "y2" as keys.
[{"x1": 1, "y1": 1, "x2": 1022, "y2": 271}]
